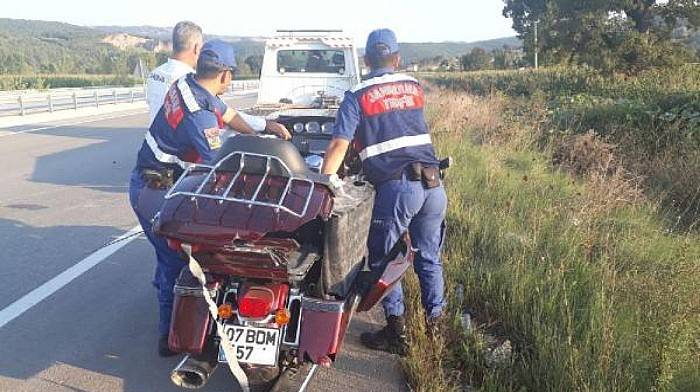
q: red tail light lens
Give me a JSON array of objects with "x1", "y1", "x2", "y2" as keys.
[{"x1": 238, "y1": 287, "x2": 274, "y2": 319}]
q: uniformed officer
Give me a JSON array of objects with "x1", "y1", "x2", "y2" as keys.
[
  {"x1": 147, "y1": 21, "x2": 289, "y2": 136},
  {"x1": 130, "y1": 40, "x2": 282, "y2": 356},
  {"x1": 146, "y1": 21, "x2": 202, "y2": 125},
  {"x1": 321, "y1": 29, "x2": 447, "y2": 356}
]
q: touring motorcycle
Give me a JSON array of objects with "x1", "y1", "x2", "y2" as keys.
[{"x1": 153, "y1": 130, "x2": 415, "y2": 391}]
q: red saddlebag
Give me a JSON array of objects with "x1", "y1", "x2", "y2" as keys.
[
  {"x1": 168, "y1": 270, "x2": 218, "y2": 354},
  {"x1": 297, "y1": 298, "x2": 351, "y2": 364},
  {"x1": 356, "y1": 234, "x2": 413, "y2": 312}
]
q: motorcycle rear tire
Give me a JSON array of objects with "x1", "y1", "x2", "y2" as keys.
[
  {"x1": 245, "y1": 366, "x2": 280, "y2": 392},
  {"x1": 268, "y1": 364, "x2": 313, "y2": 392}
]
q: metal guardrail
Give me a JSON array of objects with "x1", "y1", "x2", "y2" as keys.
[
  {"x1": 0, "y1": 87, "x2": 146, "y2": 117},
  {"x1": 0, "y1": 80, "x2": 260, "y2": 117},
  {"x1": 230, "y1": 80, "x2": 260, "y2": 92}
]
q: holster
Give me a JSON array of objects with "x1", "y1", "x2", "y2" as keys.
[
  {"x1": 420, "y1": 166, "x2": 440, "y2": 189},
  {"x1": 408, "y1": 163, "x2": 440, "y2": 189},
  {"x1": 389, "y1": 163, "x2": 441, "y2": 189},
  {"x1": 408, "y1": 162, "x2": 423, "y2": 181},
  {"x1": 141, "y1": 169, "x2": 174, "y2": 190}
]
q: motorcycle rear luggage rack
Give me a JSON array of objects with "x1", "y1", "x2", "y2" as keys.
[{"x1": 165, "y1": 151, "x2": 316, "y2": 218}]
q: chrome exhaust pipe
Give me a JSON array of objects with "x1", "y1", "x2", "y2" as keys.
[{"x1": 170, "y1": 355, "x2": 218, "y2": 389}]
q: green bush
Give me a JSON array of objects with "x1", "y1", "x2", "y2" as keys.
[{"x1": 422, "y1": 65, "x2": 700, "y2": 100}]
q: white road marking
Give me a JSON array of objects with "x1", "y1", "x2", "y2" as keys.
[
  {"x1": 299, "y1": 365, "x2": 319, "y2": 392},
  {"x1": 0, "y1": 111, "x2": 147, "y2": 138},
  {"x1": 0, "y1": 225, "x2": 142, "y2": 329}
]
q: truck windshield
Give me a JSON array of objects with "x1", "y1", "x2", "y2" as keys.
[{"x1": 277, "y1": 50, "x2": 346, "y2": 74}]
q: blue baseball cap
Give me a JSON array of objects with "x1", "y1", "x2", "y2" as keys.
[
  {"x1": 199, "y1": 39, "x2": 237, "y2": 71},
  {"x1": 365, "y1": 28, "x2": 399, "y2": 58}
]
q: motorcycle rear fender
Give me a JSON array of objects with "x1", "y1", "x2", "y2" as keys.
[{"x1": 356, "y1": 233, "x2": 414, "y2": 312}]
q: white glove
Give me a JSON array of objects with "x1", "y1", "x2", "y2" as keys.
[
  {"x1": 328, "y1": 174, "x2": 345, "y2": 194},
  {"x1": 237, "y1": 112, "x2": 267, "y2": 132}
]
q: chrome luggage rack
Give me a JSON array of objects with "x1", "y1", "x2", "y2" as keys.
[{"x1": 164, "y1": 151, "x2": 316, "y2": 218}]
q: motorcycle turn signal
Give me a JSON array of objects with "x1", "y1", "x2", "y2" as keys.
[
  {"x1": 275, "y1": 309, "x2": 291, "y2": 325},
  {"x1": 217, "y1": 303, "x2": 233, "y2": 320}
]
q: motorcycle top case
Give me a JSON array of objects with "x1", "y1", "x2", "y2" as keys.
[{"x1": 153, "y1": 137, "x2": 335, "y2": 274}]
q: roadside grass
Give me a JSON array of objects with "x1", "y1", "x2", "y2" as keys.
[
  {"x1": 400, "y1": 90, "x2": 700, "y2": 392},
  {"x1": 423, "y1": 66, "x2": 700, "y2": 228}
]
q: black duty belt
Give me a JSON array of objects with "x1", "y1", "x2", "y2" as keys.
[
  {"x1": 140, "y1": 168, "x2": 175, "y2": 190},
  {"x1": 387, "y1": 162, "x2": 441, "y2": 189}
]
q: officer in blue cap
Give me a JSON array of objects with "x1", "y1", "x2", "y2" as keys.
[
  {"x1": 322, "y1": 29, "x2": 447, "y2": 356},
  {"x1": 129, "y1": 39, "x2": 289, "y2": 356}
]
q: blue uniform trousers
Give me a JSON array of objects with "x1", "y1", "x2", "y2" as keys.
[
  {"x1": 368, "y1": 175, "x2": 447, "y2": 319},
  {"x1": 128, "y1": 170, "x2": 186, "y2": 336}
]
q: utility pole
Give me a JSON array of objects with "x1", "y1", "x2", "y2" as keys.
[{"x1": 534, "y1": 20, "x2": 539, "y2": 69}]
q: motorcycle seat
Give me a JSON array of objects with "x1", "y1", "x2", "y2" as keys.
[
  {"x1": 287, "y1": 243, "x2": 321, "y2": 282},
  {"x1": 214, "y1": 135, "x2": 329, "y2": 185}
]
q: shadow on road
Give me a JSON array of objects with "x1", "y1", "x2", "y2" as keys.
[
  {"x1": 0, "y1": 115, "x2": 245, "y2": 391},
  {"x1": 26, "y1": 124, "x2": 145, "y2": 194},
  {"x1": 0, "y1": 218, "x2": 130, "y2": 310},
  {"x1": 0, "y1": 219, "x2": 244, "y2": 392}
]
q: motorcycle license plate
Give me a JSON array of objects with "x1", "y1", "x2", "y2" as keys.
[{"x1": 218, "y1": 325, "x2": 280, "y2": 366}]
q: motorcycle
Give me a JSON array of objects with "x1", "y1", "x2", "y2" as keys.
[{"x1": 153, "y1": 134, "x2": 414, "y2": 391}]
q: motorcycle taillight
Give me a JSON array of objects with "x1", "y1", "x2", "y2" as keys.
[{"x1": 238, "y1": 287, "x2": 274, "y2": 319}]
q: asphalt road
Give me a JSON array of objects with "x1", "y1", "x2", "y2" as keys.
[{"x1": 0, "y1": 95, "x2": 407, "y2": 392}]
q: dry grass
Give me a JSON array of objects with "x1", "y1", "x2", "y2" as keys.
[
  {"x1": 552, "y1": 131, "x2": 645, "y2": 223},
  {"x1": 427, "y1": 67, "x2": 700, "y2": 231},
  {"x1": 552, "y1": 131, "x2": 619, "y2": 177},
  {"x1": 424, "y1": 84, "x2": 502, "y2": 145},
  {"x1": 640, "y1": 149, "x2": 700, "y2": 231},
  {"x1": 401, "y1": 272, "x2": 463, "y2": 392}
]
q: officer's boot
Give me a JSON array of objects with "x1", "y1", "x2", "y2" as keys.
[{"x1": 360, "y1": 315, "x2": 409, "y2": 357}]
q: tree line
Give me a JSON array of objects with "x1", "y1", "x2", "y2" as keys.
[
  {"x1": 503, "y1": 0, "x2": 700, "y2": 72},
  {"x1": 459, "y1": 46, "x2": 526, "y2": 71},
  {"x1": 415, "y1": 47, "x2": 525, "y2": 72},
  {"x1": 0, "y1": 19, "x2": 265, "y2": 78}
]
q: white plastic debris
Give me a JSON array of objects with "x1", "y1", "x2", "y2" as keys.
[
  {"x1": 485, "y1": 339, "x2": 513, "y2": 367},
  {"x1": 460, "y1": 311, "x2": 472, "y2": 333}
]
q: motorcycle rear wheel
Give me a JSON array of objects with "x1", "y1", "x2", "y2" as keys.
[
  {"x1": 268, "y1": 363, "x2": 314, "y2": 392},
  {"x1": 245, "y1": 366, "x2": 280, "y2": 392}
]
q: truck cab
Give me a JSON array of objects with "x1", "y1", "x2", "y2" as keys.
[
  {"x1": 248, "y1": 30, "x2": 361, "y2": 172},
  {"x1": 257, "y1": 30, "x2": 360, "y2": 106}
]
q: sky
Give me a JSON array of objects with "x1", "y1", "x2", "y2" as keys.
[{"x1": 2, "y1": 0, "x2": 516, "y2": 43}]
